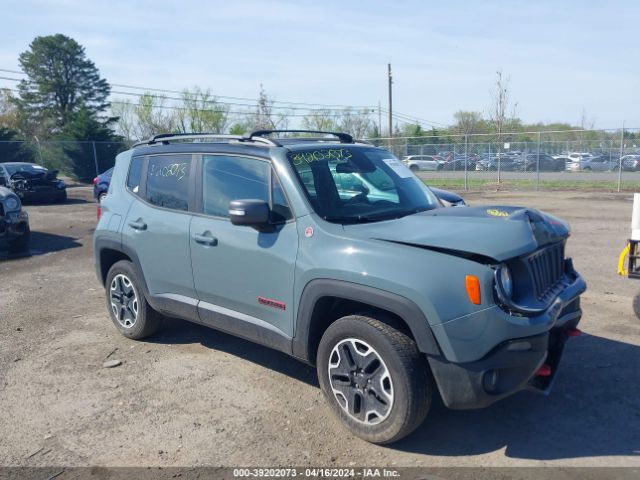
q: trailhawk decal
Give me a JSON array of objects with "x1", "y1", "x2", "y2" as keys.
[{"x1": 258, "y1": 296, "x2": 286, "y2": 310}]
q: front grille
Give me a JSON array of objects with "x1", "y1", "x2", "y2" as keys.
[{"x1": 527, "y1": 242, "x2": 565, "y2": 300}]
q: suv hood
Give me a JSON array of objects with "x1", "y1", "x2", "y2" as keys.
[{"x1": 342, "y1": 206, "x2": 570, "y2": 262}]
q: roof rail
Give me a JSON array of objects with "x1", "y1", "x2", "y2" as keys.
[
  {"x1": 132, "y1": 133, "x2": 245, "y2": 148},
  {"x1": 132, "y1": 132, "x2": 282, "y2": 148},
  {"x1": 250, "y1": 130, "x2": 354, "y2": 144}
]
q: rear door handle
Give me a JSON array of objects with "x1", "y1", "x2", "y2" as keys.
[
  {"x1": 193, "y1": 232, "x2": 218, "y2": 246},
  {"x1": 128, "y1": 220, "x2": 147, "y2": 230}
]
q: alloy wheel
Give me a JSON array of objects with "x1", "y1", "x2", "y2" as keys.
[
  {"x1": 328, "y1": 338, "x2": 394, "y2": 425},
  {"x1": 110, "y1": 274, "x2": 139, "y2": 328}
]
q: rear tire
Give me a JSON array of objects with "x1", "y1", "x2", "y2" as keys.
[
  {"x1": 105, "y1": 260, "x2": 162, "y2": 339},
  {"x1": 317, "y1": 314, "x2": 432, "y2": 444},
  {"x1": 409, "y1": 165, "x2": 419, "y2": 172}
]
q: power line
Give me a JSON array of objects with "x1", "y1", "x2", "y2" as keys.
[
  {"x1": 0, "y1": 85, "x2": 373, "y2": 118},
  {"x1": 110, "y1": 89, "x2": 374, "y2": 113},
  {"x1": 379, "y1": 107, "x2": 447, "y2": 128},
  {"x1": 109, "y1": 100, "x2": 370, "y2": 118},
  {"x1": 110, "y1": 82, "x2": 375, "y2": 110},
  {"x1": 0, "y1": 67, "x2": 376, "y2": 111}
]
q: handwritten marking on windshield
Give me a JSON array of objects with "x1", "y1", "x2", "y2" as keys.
[{"x1": 290, "y1": 149, "x2": 352, "y2": 166}]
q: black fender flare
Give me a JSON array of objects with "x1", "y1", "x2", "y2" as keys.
[
  {"x1": 95, "y1": 237, "x2": 199, "y2": 320},
  {"x1": 292, "y1": 279, "x2": 441, "y2": 362},
  {"x1": 95, "y1": 237, "x2": 148, "y2": 292}
]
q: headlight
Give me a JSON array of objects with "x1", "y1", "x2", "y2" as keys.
[
  {"x1": 5, "y1": 197, "x2": 19, "y2": 211},
  {"x1": 498, "y1": 265, "x2": 513, "y2": 298},
  {"x1": 57, "y1": 180, "x2": 66, "y2": 189}
]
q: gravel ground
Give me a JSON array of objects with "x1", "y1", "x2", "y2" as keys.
[{"x1": 0, "y1": 187, "x2": 639, "y2": 468}]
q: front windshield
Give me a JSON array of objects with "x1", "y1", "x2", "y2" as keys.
[
  {"x1": 288, "y1": 147, "x2": 440, "y2": 223},
  {"x1": 5, "y1": 163, "x2": 48, "y2": 176}
]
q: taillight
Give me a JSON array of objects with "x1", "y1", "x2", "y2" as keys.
[
  {"x1": 92, "y1": 177, "x2": 98, "y2": 185},
  {"x1": 97, "y1": 205, "x2": 102, "y2": 220}
]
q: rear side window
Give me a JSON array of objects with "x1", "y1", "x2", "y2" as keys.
[
  {"x1": 127, "y1": 156, "x2": 144, "y2": 194},
  {"x1": 145, "y1": 154, "x2": 192, "y2": 211}
]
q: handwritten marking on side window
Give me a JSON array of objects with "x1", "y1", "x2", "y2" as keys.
[{"x1": 149, "y1": 162, "x2": 189, "y2": 181}]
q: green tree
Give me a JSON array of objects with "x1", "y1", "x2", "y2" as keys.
[
  {"x1": 301, "y1": 109, "x2": 337, "y2": 132},
  {"x1": 133, "y1": 93, "x2": 176, "y2": 139},
  {"x1": 0, "y1": 127, "x2": 34, "y2": 164},
  {"x1": 175, "y1": 87, "x2": 229, "y2": 134},
  {"x1": 453, "y1": 111, "x2": 487, "y2": 135},
  {"x1": 14, "y1": 34, "x2": 111, "y2": 135},
  {"x1": 229, "y1": 123, "x2": 246, "y2": 135},
  {"x1": 60, "y1": 106, "x2": 125, "y2": 180},
  {"x1": 249, "y1": 85, "x2": 288, "y2": 131}
]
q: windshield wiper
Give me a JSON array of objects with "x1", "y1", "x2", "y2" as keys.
[{"x1": 324, "y1": 208, "x2": 431, "y2": 224}]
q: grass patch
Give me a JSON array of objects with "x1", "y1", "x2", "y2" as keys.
[{"x1": 424, "y1": 178, "x2": 640, "y2": 191}]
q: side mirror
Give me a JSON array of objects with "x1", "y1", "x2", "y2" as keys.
[{"x1": 229, "y1": 199, "x2": 273, "y2": 231}]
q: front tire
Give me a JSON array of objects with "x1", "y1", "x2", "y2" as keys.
[
  {"x1": 105, "y1": 260, "x2": 162, "y2": 339},
  {"x1": 317, "y1": 314, "x2": 432, "y2": 444}
]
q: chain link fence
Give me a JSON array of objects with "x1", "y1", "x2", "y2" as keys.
[
  {"x1": 1, "y1": 128, "x2": 639, "y2": 190},
  {"x1": 0, "y1": 140, "x2": 130, "y2": 182},
  {"x1": 368, "y1": 128, "x2": 640, "y2": 192}
]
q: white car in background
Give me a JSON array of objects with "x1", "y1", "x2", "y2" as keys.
[
  {"x1": 401, "y1": 155, "x2": 444, "y2": 171},
  {"x1": 554, "y1": 152, "x2": 593, "y2": 162}
]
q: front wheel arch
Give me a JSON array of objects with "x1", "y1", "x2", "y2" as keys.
[{"x1": 292, "y1": 279, "x2": 441, "y2": 364}]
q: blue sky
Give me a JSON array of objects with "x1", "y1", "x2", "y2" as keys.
[{"x1": 0, "y1": 0, "x2": 638, "y2": 129}]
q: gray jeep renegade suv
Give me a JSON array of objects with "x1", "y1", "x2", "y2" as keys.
[{"x1": 94, "y1": 130, "x2": 586, "y2": 444}]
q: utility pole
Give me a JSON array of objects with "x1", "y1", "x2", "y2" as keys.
[
  {"x1": 388, "y1": 63, "x2": 393, "y2": 138},
  {"x1": 378, "y1": 100, "x2": 382, "y2": 136}
]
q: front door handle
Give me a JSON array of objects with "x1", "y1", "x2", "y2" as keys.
[
  {"x1": 128, "y1": 219, "x2": 147, "y2": 230},
  {"x1": 193, "y1": 232, "x2": 218, "y2": 246}
]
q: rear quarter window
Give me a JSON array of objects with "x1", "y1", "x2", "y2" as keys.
[
  {"x1": 145, "y1": 154, "x2": 192, "y2": 211},
  {"x1": 127, "y1": 156, "x2": 144, "y2": 195}
]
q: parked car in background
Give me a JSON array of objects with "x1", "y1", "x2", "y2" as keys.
[
  {"x1": 401, "y1": 155, "x2": 444, "y2": 171},
  {"x1": 0, "y1": 185, "x2": 30, "y2": 252},
  {"x1": 440, "y1": 154, "x2": 479, "y2": 171},
  {"x1": 429, "y1": 187, "x2": 466, "y2": 207},
  {"x1": 514, "y1": 154, "x2": 566, "y2": 172},
  {"x1": 621, "y1": 155, "x2": 640, "y2": 172},
  {"x1": 93, "y1": 167, "x2": 113, "y2": 202},
  {"x1": 557, "y1": 152, "x2": 593, "y2": 163},
  {"x1": 565, "y1": 155, "x2": 618, "y2": 172},
  {"x1": 437, "y1": 151, "x2": 454, "y2": 161},
  {"x1": 0, "y1": 162, "x2": 67, "y2": 203},
  {"x1": 475, "y1": 155, "x2": 518, "y2": 171}
]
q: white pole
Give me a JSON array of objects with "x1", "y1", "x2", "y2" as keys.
[{"x1": 632, "y1": 193, "x2": 640, "y2": 241}]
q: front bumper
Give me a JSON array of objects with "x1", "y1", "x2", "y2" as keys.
[
  {"x1": 0, "y1": 211, "x2": 29, "y2": 240},
  {"x1": 15, "y1": 187, "x2": 66, "y2": 202},
  {"x1": 428, "y1": 267, "x2": 585, "y2": 410}
]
